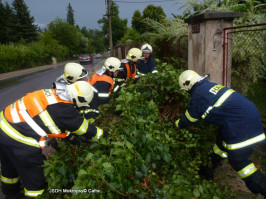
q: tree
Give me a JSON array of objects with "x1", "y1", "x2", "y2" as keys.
[
  {"x1": 10, "y1": 0, "x2": 38, "y2": 43},
  {"x1": 142, "y1": 5, "x2": 166, "y2": 32},
  {"x1": 132, "y1": 10, "x2": 145, "y2": 33},
  {"x1": 98, "y1": 1, "x2": 127, "y2": 46},
  {"x1": 117, "y1": 28, "x2": 141, "y2": 45},
  {"x1": 131, "y1": 4, "x2": 166, "y2": 34},
  {"x1": 0, "y1": 1, "x2": 14, "y2": 43},
  {"x1": 66, "y1": 3, "x2": 75, "y2": 26},
  {"x1": 80, "y1": 27, "x2": 107, "y2": 53},
  {"x1": 46, "y1": 18, "x2": 85, "y2": 55}
]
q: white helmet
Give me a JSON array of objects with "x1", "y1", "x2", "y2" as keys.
[
  {"x1": 126, "y1": 48, "x2": 142, "y2": 62},
  {"x1": 141, "y1": 44, "x2": 152, "y2": 53},
  {"x1": 67, "y1": 81, "x2": 94, "y2": 108},
  {"x1": 63, "y1": 63, "x2": 88, "y2": 83},
  {"x1": 179, "y1": 70, "x2": 203, "y2": 91},
  {"x1": 103, "y1": 57, "x2": 121, "y2": 72}
]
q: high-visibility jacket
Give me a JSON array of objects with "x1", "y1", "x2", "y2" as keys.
[
  {"x1": 89, "y1": 73, "x2": 114, "y2": 93},
  {"x1": 0, "y1": 89, "x2": 103, "y2": 149},
  {"x1": 88, "y1": 73, "x2": 114, "y2": 106},
  {"x1": 177, "y1": 79, "x2": 265, "y2": 150},
  {"x1": 125, "y1": 63, "x2": 137, "y2": 79},
  {"x1": 113, "y1": 62, "x2": 137, "y2": 93}
]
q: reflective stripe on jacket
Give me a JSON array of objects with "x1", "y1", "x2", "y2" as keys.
[
  {"x1": 5, "y1": 89, "x2": 72, "y2": 123},
  {"x1": 1, "y1": 89, "x2": 73, "y2": 148},
  {"x1": 1, "y1": 90, "x2": 104, "y2": 149},
  {"x1": 178, "y1": 79, "x2": 265, "y2": 148},
  {"x1": 89, "y1": 74, "x2": 114, "y2": 93}
]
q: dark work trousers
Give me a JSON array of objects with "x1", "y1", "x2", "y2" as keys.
[
  {"x1": 0, "y1": 129, "x2": 46, "y2": 198},
  {"x1": 212, "y1": 133, "x2": 266, "y2": 196}
]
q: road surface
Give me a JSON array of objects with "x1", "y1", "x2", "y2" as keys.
[{"x1": 0, "y1": 58, "x2": 104, "y2": 111}]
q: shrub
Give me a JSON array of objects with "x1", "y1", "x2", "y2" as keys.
[{"x1": 42, "y1": 61, "x2": 235, "y2": 199}]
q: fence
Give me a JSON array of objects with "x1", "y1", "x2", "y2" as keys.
[
  {"x1": 158, "y1": 35, "x2": 188, "y2": 69},
  {"x1": 223, "y1": 23, "x2": 266, "y2": 94}
]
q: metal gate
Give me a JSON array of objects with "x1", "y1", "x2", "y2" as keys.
[{"x1": 223, "y1": 23, "x2": 266, "y2": 94}]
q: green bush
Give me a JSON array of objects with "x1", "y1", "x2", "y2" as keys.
[
  {"x1": 0, "y1": 40, "x2": 69, "y2": 73},
  {"x1": 42, "y1": 61, "x2": 235, "y2": 199}
]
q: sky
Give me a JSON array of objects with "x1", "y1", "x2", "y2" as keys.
[{"x1": 3, "y1": 0, "x2": 185, "y2": 30}]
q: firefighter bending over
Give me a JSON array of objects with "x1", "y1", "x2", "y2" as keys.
[
  {"x1": 0, "y1": 81, "x2": 106, "y2": 198},
  {"x1": 175, "y1": 70, "x2": 266, "y2": 197}
]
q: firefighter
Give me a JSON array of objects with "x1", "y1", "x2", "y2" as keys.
[
  {"x1": 53, "y1": 62, "x2": 89, "y2": 86},
  {"x1": 0, "y1": 81, "x2": 106, "y2": 198},
  {"x1": 136, "y1": 43, "x2": 157, "y2": 76},
  {"x1": 52, "y1": 62, "x2": 99, "y2": 119},
  {"x1": 113, "y1": 48, "x2": 142, "y2": 93},
  {"x1": 85, "y1": 57, "x2": 122, "y2": 118},
  {"x1": 175, "y1": 70, "x2": 266, "y2": 197}
]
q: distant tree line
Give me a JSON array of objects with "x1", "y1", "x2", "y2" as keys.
[
  {"x1": 0, "y1": 0, "x2": 38, "y2": 43},
  {"x1": 0, "y1": 0, "x2": 174, "y2": 73}
]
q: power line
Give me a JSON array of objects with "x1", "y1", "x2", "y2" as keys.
[{"x1": 113, "y1": 0, "x2": 179, "y2": 3}]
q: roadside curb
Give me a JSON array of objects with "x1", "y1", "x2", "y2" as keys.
[{"x1": 0, "y1": 60, "x2": 77, "y2": 81}]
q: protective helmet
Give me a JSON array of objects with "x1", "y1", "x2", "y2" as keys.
[
  {"x1": 63, "y1": 63, "x2": 88, "y2": 83},
  {"x1": 67, "y1": 81, "x2": 94, "y2": 108},
  {"x1": 141, "y1": 43, "x2": 153, "y2": 53},
  {"x1": 126, "y1": 48, "x2": 142, "y2": 62},
  {"x1": 103, "y1": 57, "x2": 121, "y2": 72},
  {"x1": 178, "y1": 70, "x2": 203, "y2": 91}
]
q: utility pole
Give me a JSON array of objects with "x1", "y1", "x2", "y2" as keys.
[{"x1": 107, "y1": 0, "x2": 113, "y2": 56}]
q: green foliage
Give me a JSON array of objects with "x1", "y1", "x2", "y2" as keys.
[
  {"x1": 145, "y1": 0, "x2": 265, "y2": 93},
  {"x1": 132, "y1": 10, "x2": 144, "y2": 32},
  {"x1": 46, "y1": 18, "x2": 86, "y2": 55},
  {"x1": 97, "y1": 1, "x2": 128, "y2": 46},
  {"x1": 0, "y1": 1, "x2": 14, "y2": 44},
  {"x1": 230, "y1": 27, "x2": 266, "y2": 94},
  {"x1": 80, "y1": 28, "x2": 107, "y2": 53},
  {"x1": 117, "y1": 28, "x2": 142, "y2": 44},
  {"x1": 42, "y1": 61, "x2": 235, "y2": 199},
  {"x1": 0, "y1": 39, "x2": 69, "y2": 73},
  {"x1": 131, "y1": 4, "x2": 166, "y2": 34},
  {"x1": 10, "y1": 0, "x2": 38, "y2": 43},
  {"x1": 66, "y1": 3, "x2": 75, "y2": 26}
]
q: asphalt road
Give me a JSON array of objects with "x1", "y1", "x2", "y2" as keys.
[{"x1": 0, "y1": 58, "x2": 104, "y2": 112}]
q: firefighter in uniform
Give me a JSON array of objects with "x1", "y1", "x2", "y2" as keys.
[
  {"x1": 136, "y1": 43, "x2": 157, "y2": 76},
  {"x1": 52, "y1": 62, "x2": 99, "y2": 119},
  {"x1": 84, "y1": 57, "x2": 121, "y2": 119},
  {"x1": 175, "y1": 70, "x2": 266, "y2": 197},
  {"x1": 53, "y1": 62, "x2": 89, "y2": 86},
  {"x1": 113, "y1": 48, "x2": 142, "y2": 93},
  {"x1": 0, "y1": 81, "x2": 106, "y2": 198}
]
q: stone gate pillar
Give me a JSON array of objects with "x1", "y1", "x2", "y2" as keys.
[{"x1": 185, "y1": 10, "x2": 242, "y2": 85}]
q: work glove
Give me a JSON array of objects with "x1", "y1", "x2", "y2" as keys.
[
  {"x1": 175, "y1": 119, "x2": 180, "y2": 128},
  {"x1": 47, "y1": 138, "x2": 59, "y2": 150},
  {"x1": 66, "y1": 133, "x2": 81, "y2": 145}
]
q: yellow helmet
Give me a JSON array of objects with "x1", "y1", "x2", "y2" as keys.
[
  {"x1": 126, "y1": 48, "x2": 142, "y2": 62},
  {"x1": 67, "y1": 81, "x2": 94, "y2": 108},
  {"x1": 179, "y1": 70, "x2": 203, "y2": 91}
]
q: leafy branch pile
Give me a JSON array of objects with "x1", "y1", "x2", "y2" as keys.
[{"x1": 42, "y1": 61, "x2": 235, "y2": 199}]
